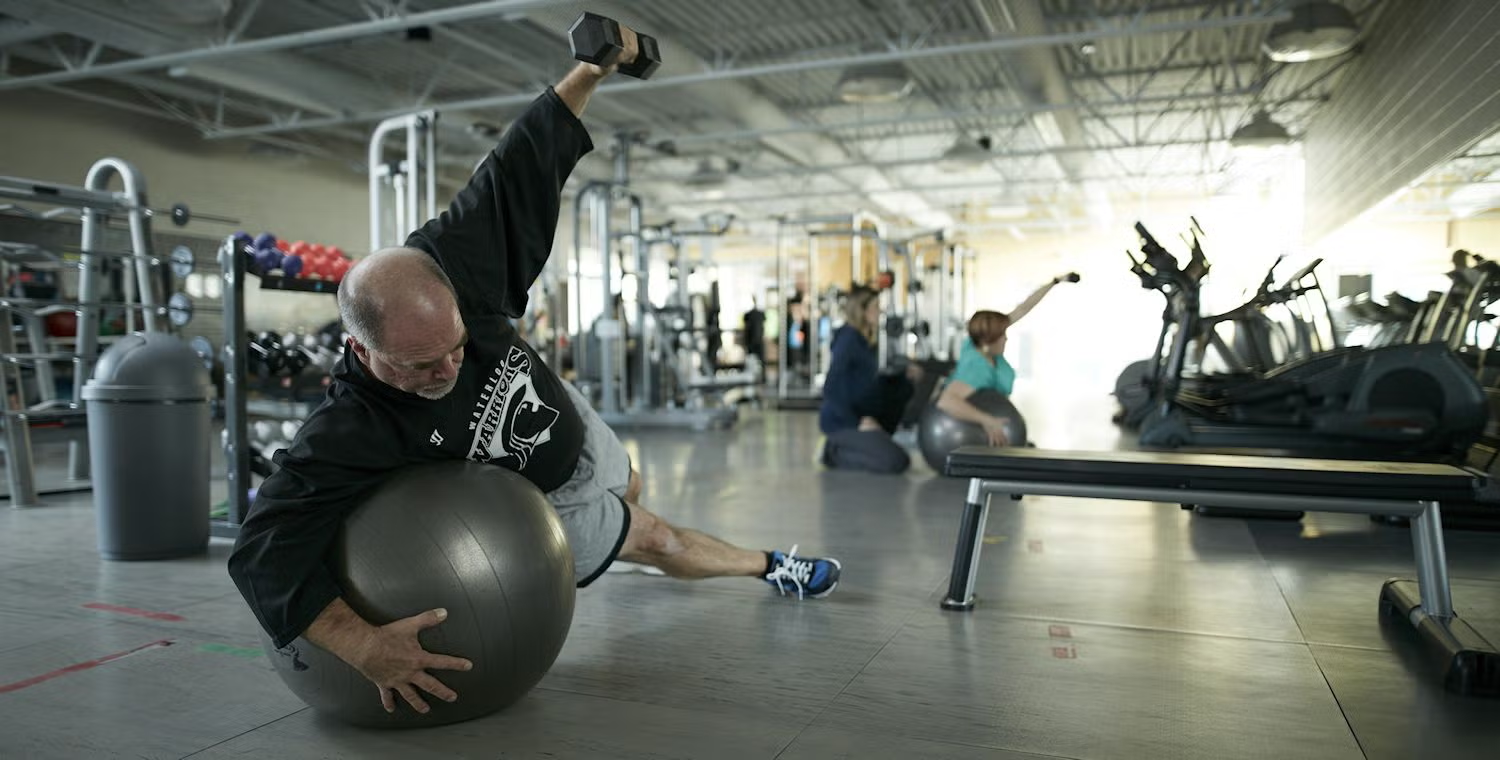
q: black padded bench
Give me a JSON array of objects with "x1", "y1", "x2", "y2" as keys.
[{"x1": 941, "y1": 447, "x2": 1499, "y2": 697}]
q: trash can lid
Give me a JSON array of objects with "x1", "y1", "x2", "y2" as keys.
[{"x1": 82, "y1": 332, "x2": 213, "y2": 402}]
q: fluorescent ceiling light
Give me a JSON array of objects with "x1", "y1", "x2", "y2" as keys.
[{"x1": 1263, "y1": 1, "x2": 1360, "y2": 62}]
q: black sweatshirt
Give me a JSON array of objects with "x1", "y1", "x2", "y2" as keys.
[{"x1": 229, "y1": 88, "x2": 594, "y2": 649}]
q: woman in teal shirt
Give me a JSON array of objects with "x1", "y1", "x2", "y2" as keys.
[{"x1": 936, "y1": 273, "x2": 1078, "y2": 445}]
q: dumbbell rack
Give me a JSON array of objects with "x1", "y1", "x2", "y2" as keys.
[{"x1": 211, "y1": 238, "x2": 341, "y2": 538}]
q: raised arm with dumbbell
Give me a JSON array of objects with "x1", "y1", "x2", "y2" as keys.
[
  {"x1": 1006, "y1": 272, "x2": 1079, "y2": 325},
  {"x1": 553, "y1": 12, "x2": 661, "y2": 117}
]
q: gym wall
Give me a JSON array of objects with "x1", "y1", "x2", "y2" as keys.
[
  {"x1": 1302, "y1": 1, "x2": 1500, "y2": 242},
  {"x1": 0, "y1": 89, "x2": 366, "y2": 332}
]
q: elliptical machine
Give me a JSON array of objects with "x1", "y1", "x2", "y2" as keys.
[{"x1": 1121, "y1": 221, "x2": 1486, "y2": 463}]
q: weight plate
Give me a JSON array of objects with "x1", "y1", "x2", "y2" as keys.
[
  {"x1": 188, "y1": 335, "x2": 216, "y2": 371},
  {"x1": 170, "y1": 245, "x2": 195, "y2": 278},
  {"x1": 168, "y1": 292, "x2": 194, "y2": 327}
]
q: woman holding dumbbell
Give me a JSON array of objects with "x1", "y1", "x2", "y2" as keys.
[{"x1": 936, "y1": 273, "x2": 1078, "y2": 446}]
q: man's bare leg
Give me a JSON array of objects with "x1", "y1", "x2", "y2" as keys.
[{"x1": 617, "y1": 501, "x2": 767, "y2": 578}]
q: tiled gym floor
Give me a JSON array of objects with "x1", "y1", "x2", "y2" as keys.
[{"x1": 1, "y1": 390, "x2": 1497, "y2": 759}]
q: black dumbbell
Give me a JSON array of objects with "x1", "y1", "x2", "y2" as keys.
[
  {"x1": 620, "y1": 33, "x2": 661, "y2": 79},
  {"x1": 282, "y1": 346, "x2": 311, "y2": 377},
  {"x1": 569, "y1": 12, "x2": 662, "y2": 80},
  {"x1": 251, "y1": 332, "x2": 285, "y2": 377}
]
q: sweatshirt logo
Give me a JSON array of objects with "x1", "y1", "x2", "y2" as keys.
[{"x1": 466, "y1": 346, "x2": 558, "y2": 469}]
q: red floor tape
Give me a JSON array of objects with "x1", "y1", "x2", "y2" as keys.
[
  {"x1": 0, "y1": 639, "x2": 173, "y2": 694},
  {"x1": 82, "y1": 602, "x2": 185, "y2": 622}
]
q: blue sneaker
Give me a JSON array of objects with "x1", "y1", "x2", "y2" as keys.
[{"x1": 763, "y1": 545, "x2": 841, "y2": 599}]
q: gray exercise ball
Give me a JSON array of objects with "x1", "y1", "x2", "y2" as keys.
[
  {"x1": 918, "y1": 389, "x2": 1028, "y2": 473},
  {"x1": 261, "y1": 461, "x2": 575, "y2": 729}
]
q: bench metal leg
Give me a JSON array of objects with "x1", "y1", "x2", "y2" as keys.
[
  {"x1": 1381, "y1": 500, "x2": 1500, "y2": 697},
  {"x1": 941, "y1": 478, "x2": 990, "y2": 611},
  {"x1": 1411, "y1": 500, "x2": 1454, "y2": 619}
]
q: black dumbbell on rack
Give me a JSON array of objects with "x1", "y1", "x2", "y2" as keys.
[
  {"x1": 569, "y1": 12, "x2": 662, "y2": 80},
  {"x1": 247, "y1": 332, "x2": 286, "y2": 379}
]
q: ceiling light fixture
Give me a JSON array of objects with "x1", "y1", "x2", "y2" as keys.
[
  {"x1": 835, "y1": 61, "x2": 914, "y2": 104},
  {"x1": 685, "y1": 158, "x2": 729, "y2": 188},
  {"x1": 938, "y1": 136, "x2": 993, "y2": 173},
  {"x1": 1263, "y1": 1, "x2": 1360, "y2": 62},
  {"x1": 1230, "y1": 110, "x2": 1293, "y2": 148}
]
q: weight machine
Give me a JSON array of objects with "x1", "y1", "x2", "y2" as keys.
[
  {"x1": 655, "y1": 221, "x2": 760, "y2": 404},
  {"x1": 570, "y1": 133, "x2": 737, "y2": 430},
  {"x1": 368, "y1": 110, "x2": 439, "y2": 251}
]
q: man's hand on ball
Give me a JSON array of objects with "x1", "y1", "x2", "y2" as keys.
[{"x1": 351, "y1": 607, "x2": 474, "y2": 714}]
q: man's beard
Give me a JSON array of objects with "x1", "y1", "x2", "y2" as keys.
[{"x1": 414, "y1": 377, "x2": 458, "y2": 400}]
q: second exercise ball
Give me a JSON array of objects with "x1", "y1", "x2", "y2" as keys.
[
  {"x1": 261, "y1": 461, "x2": 576, "y2": 728},
  {"x1": 917, "y1": 389, "x2": 1028, "y2": 473}
]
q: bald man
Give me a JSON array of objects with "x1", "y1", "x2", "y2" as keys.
[{"x1": 228, "y1": 30, "x2": 839, "y2": 718}]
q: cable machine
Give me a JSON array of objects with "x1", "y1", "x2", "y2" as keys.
[{"x1": 571, "y1": 134, "x2": 737, "y2": 430}]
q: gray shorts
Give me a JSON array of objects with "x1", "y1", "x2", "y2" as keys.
[{"x1": 545, "y1": 382, "x2": 632, "y2": 587}]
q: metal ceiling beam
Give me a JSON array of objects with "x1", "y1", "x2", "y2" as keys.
[
  {"x1": 0, "y1": 16, "x2": 52, "y2": 47},
  {"x1": 0, "y1": 0, "x2": 393, "y2": 117},
  {"x1": 33, "y1": 84, "x2": 358, "y2": 167},
  {"x1": 1044, "y1": 1, "x2": 1249, "y2": 24},
  {"x1": 0, "y1": 0, "x2": 559, "y2": 91},
  {"x1": 662, "y1": 170, "x2": 1220, "y2": 206},
  {"x1": 1064, "y1": 58, "x2": 1261, "y2": 81},
  {"x1": 665, "y1": 87, "x2": 1316, "y2": 145},
  {"x1": 205, "y1": 8, "x2": 1292, "y2": 139},
  {"x1": 723, "y1": 138, "x2": 1233, "y2": 180},
  {"x1": 6, "y1": 41, "x2": 364, "y2": 137}
]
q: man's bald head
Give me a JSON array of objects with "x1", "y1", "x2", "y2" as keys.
[
  {"x1": 338, "y1": 247, "x2": 457, "y2": 352},
  {"x1": 338, "y1": 247, "x2": 468, "y2": 399}
]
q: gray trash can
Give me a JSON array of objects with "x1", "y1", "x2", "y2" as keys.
[{"x1": 83, "y1": 332, "x2": 213, "y2": 560}]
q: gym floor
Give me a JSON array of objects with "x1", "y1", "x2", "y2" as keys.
[{"x1": 2, "y1": 391, "x2": 1498, "y2": 760}]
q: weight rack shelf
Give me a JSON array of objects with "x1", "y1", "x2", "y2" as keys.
[
  {"x1": 215, "y1": 251, "x2": 344, "y2": 538},
  {"x1": 256, "y1": 274, "x2": 340, "y2": 295}
]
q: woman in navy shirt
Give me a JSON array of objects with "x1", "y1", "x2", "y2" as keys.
[{"x1": 819, "y1": 286, "x2": 919, "y2": 473}]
